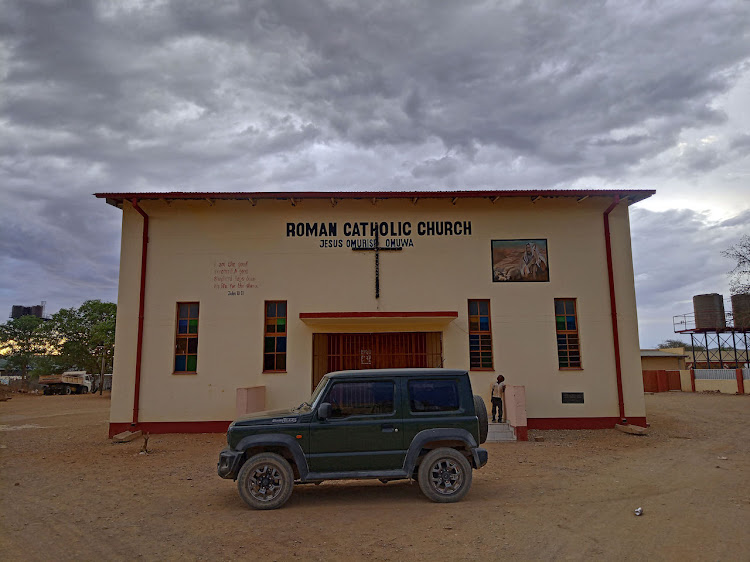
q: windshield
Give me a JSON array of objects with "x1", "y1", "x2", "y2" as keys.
[
  {"x1": 291, "y1": 377, "x2": 329, "y2": 412},
  {"x1": 308, "y1": 376, "x2": 329, "y2": 408}
]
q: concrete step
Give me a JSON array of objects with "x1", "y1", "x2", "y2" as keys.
[
  {"x1": 488, "y1": 428, "x2": 515, "y2": 435},
  {"x1": 486, "y1": 433, "x2": 516, "y2": 442},
  {"x1": 486, "y1": 422, "x2": 516, "y2": 442}
]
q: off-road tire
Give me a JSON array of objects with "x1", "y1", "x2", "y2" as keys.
[
  {"x1": 417, "y1": 447, "x2": 472, "y2": 503},
  {"x1": 237, "y1": 452, "x2": 294, "y2": 510},
  {"x1": 473, "y1": 395, "x2": 488, "y2": 444},
  {"x1": 64, "y1": 385, "x2": 72, "y2": 395}
]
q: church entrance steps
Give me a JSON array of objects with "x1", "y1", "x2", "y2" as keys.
[{"x1": 486, "y1": 422, "x2": 516, "y2": 442}]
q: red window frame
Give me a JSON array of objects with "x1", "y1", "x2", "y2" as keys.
[
  {"x1": 174, "y1": 302, "x2": 199, "y2": 374},
  {"x1": 263, "y1": 301, "x2": 287, "y2": 372},
  {"x1": 468, "y1": 299, "x2": 494, "y2": 371},
  {"x1": 555, "y1": 298, "x2": 582, "y2": 369}
]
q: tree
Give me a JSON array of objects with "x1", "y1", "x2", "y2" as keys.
[
  {"x1": 46, "y1": 300, "x2": 116, "y2": 391},
  {"x1": 0, "y1": 315, "x2": 46, "y2": 380},
  {"x1": 657, "y1": 339, "x2": 705, "y2": 351},
  {"x1": 722, "y1": 234, "x2": 750, "y2": 295},
  {"x1": 29, "y1": 354, "x2": 66, "y2": 380}
]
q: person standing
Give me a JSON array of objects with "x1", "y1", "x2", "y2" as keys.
[{"x1": 491, "y1": 375, "x2": 505, "y2": 423}]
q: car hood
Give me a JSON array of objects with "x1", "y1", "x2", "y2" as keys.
[{"x1": 231, "y1": 408, "x2": 303, "y2": 427}]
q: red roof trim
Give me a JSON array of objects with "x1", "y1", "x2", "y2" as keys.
[
  {"x1": 299, "y1": 311, "x2": 459, "y2": 319},
  {"x1": 95, "y1": 189, "x2": 655, "y2": 206}
]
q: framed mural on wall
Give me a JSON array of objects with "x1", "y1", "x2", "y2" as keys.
[{"x1": 491, "y1": 239, "x2": 549, "y2": 282}]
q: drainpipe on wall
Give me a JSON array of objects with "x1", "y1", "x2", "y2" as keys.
[
  {"x1": 131, "y1": 199, "x2": 149, "y2": 426},
  {"x1": 603, "y1": 195, "x2": 627, "y2": 423}
]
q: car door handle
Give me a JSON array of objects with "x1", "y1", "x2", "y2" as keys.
[{"x1": 381, "y1": 424, "x2": 398, "y2": 433}]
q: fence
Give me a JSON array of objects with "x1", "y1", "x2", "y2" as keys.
[
  {"x1": 691, "y1": 368, "x2": 748, "y2": 394},
  {"x1": 642, "y1": 370, "x2": 682, "y2": 393},
  {"x1": 641, "y1": 369, "x2": 750, "y2": 394},
  {"x1": 694, "y1": 369, "x2": 738, "y2": 380}
]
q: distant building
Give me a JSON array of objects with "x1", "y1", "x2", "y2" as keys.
[
  {"x1": 10, "y1": 303, "x2": 47, "y2": 320},
  {"x1": 640, "y1": 348, "x2": 687, "y2": 371},
  {"x1": 93, "y1": 374, "x2": 113, "y2": 391},
  {"x1": 0, "y1": 359, "x2": 21, "y2": 386},
  {"x1": 640, "y1": 348, "x2": 689, "y2": 393}
]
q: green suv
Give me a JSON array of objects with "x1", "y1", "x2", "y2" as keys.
[{"x1": 217, "y1": 368, "x2": 489, "y2": 509}]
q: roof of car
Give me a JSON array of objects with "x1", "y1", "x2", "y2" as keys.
[{"x1": 325, "y1": 368, "x2": 468, "y2": 378}]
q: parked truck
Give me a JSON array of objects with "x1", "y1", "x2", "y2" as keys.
[{"x1": 39, "y1": 371, "x2": 93, "y2": 395}]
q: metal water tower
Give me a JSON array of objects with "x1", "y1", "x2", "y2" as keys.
[
  {"x1": 693, "y1": 293, "x2": 726, "y2": 330},
  {"x1": 673, "y1": 293, "x2": 749, "y2": 369},
  {"x1": 732, "y1": 293, "x2": 750, "y2": 330}
]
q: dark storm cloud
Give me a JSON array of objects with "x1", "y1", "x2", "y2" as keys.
[
  {"x1": 729, "y1": 133, "x2": 750, "y2": 151},
  {"x1": 719, "y1": 209, "x2": 750, "y2": 228},
  {"x1": 411, "y1": 156, "x2": 459, "y2": 179},
  {"x1": 631, "y1": 207, "x2": 748, "y2": 347},
  {"x1": 0, "y1": 0, "x2": 748, "y2": 330},
  {"x1": 631, "y1": 208, "x2": 738, "y2": 306},
  {"x1": 678, "y1": 145, "x2": 723, "y2": 173},
  {"x1": 3, "y1": 1, "x2": 748, "y2": 183}
]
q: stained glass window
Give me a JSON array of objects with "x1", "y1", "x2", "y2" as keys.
[
  {"x1": 468, "y1": 299, "x2": 493, "y2": 370},
  {"x1": 555, "y1": 298, "x2": 581, "y2": 369},
  {"x1": 264, "y1": 301, "x2": 287, "y2": 372},
  {"x1": 175, "y1": 302, "x2": 199, "y2": 373}
]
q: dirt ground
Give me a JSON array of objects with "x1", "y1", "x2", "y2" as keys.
[{"x1": 1, "y1": 392, "x2": 748, "y2": 561}]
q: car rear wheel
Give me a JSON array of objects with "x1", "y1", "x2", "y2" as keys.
[
  {"x1": 418, "y1": 448, "x2": 472, "y2": 503},
  {"x1": 237, "y1": 452, "x2": 294, "y2": 510}
]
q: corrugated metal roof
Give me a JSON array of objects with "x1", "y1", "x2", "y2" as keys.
[
  {"x1": 95, "y1": 188, "x2": 655, "y2": 207},
  {"x1": 640, "y1": 349, "x2": 687, "y2": 357}
]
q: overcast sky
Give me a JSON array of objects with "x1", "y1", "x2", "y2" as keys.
[{"x1": 1, "y1": 0, "x2": 748, "y2": 347}]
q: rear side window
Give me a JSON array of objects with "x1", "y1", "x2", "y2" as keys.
[
  {"x1": 325, "y1": 381, "x2": 395, "y2": 418},
  {"x1": 408, "y1": 380, "x2": 460, "y2": 412}
]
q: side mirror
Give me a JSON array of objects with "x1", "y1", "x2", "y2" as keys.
[{"x1": 318, "y1": 402, "x2": 332, "y2": 421}]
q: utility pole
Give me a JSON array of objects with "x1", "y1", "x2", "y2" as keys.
[
  {"x1": 94, "y1": 345, "x2": 107, "y2": 395},
  {"x1": 100, "y1": 352, "x2": 105, "y2": 395}
]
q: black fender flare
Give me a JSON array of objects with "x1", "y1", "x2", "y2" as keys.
[
  {"x1": 234, "y1": 434, "x2": 309, "y2": 480},
  {"x1": 402, "y1": 428, "x2": 478, "y2": 474}
]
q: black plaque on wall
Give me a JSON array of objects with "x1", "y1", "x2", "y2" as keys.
[{"x1": 562, "y1": 392, "x2": 584, "y2": 404}]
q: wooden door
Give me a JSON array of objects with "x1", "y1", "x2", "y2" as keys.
[{"x1": 312, "y1": 332, "x2": 443, "y2": 389}]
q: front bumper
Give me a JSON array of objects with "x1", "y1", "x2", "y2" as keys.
[
  {"x1": 217, "y1": 448, "x2": 244, "y2": 480},
  {"x1": 472, "y1": 447, "x2": 488, "y2": 469}
]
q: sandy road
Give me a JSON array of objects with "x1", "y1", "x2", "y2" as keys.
[{"x1": 1, "y1": 391, "x2": 748, "y2": 561}]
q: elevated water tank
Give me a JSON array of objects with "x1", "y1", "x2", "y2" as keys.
[
  {"x1": 693, "y1": 293, "x2": 726, "y2": 330},
  {"x1": 732, "y1": 293, "x2": 750, "y2": 330},
  {"x1": 11, "y1": 305, "x2": 32, "y2": 319}
]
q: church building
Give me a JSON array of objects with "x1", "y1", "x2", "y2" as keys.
[{"x1": 97, "y1": 189, "x2": 653, "y2": 439}]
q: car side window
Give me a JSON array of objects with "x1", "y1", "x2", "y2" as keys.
[
  {"x1": 325, "y1": 381, "x2": 395, "y2": 418},
  {"x1": 408, "y1": 380, "x2": 460, "y2": 412}
]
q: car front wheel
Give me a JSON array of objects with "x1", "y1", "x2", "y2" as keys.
[
  {"x1": 417, "y1": 447, "x2": 472, "y2": 503},
  {"x1": 237, "y1": 452, "x2": 294, "y2": 510}
]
